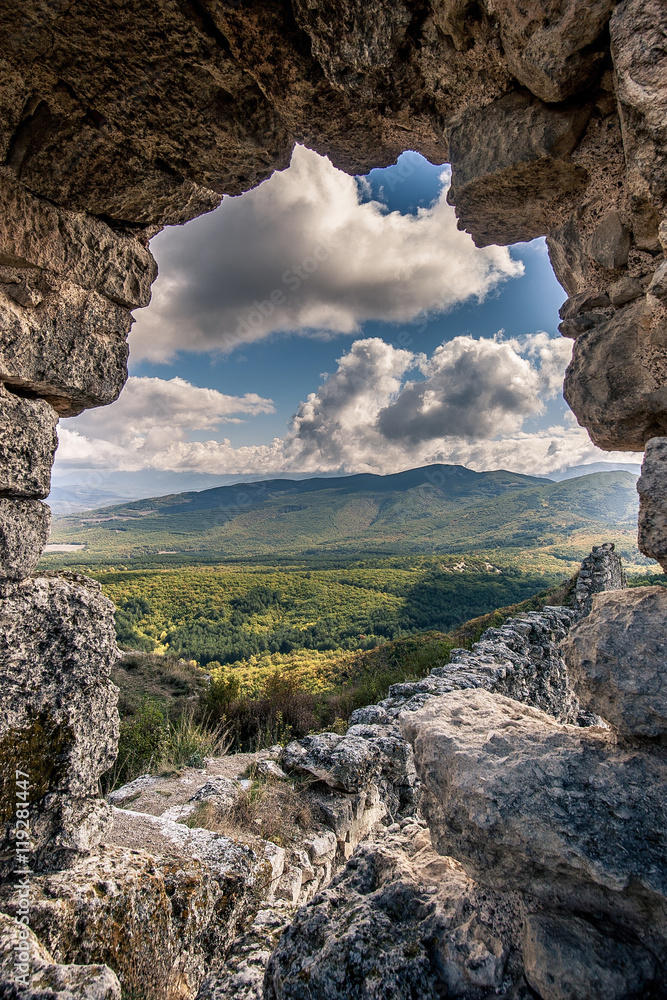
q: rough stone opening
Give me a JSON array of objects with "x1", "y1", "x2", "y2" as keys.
[{"x1": 1, "y1": 1, "x2": 667, "y2": 997}]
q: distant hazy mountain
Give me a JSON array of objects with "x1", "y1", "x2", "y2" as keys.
[
  {"x1": 550, "y1": 462, "x2": 641, "y2": 481},
  {"x1": 48, "y1": 464, "x2": 639, "y2": 561},
  {"x1": 48, "y1": 469, "x2": 340, "y2": 515}
]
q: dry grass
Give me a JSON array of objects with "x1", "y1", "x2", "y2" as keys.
[{"x1": 183, "y1": 775, "x2": 315, "y2": 847}]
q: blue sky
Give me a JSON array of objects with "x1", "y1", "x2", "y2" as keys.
[
  {"x1": 54, "y1": 148, "x2": 639, "y2": 484},
  {"x1": 129, "y1": 154, "x2": 565, "y2": 448}
]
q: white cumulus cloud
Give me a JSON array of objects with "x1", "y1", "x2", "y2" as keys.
[
  {"x1": 56, "y1": 334, "x2": 640, "y2": 480},
  {"x1": 131, "y1": 146, "x2": 524, "y2": 362},
  {"x1": 58, "y1": 376, "x2": 275, "y2": 470}
]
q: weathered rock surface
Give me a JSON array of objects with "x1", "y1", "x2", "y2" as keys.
[
  {"x1": 197, "y1": 899, "x2": 299, "y2": 1000},
  {"x1": 611, "y1": 0, "x2": 667, "y2": 214},
  {"x1": 264, "y1": 822, "x2": 527, "y2": 1000},
  {"x1": 0, "y1": 499, "x2": 50, "y2": 580},
  {"x1": 0, "y1": 911, "x2": 121, "y2": 1000},
  {"x1": 523, "y1": 911, "x2": 657, "y2": 1000},
  {"x1": 447, "y1": 90, "x2": 591, "y2": 247},
  {"x1": 281, "y1": 729, "x2": 412, "y2": 799},
  {"x1": 608, "y1": 274, "x2": 645, "y2": 306},
  {"x1": 0, "y1": 171, "x2": 156, "y2": 308},
  {"x1": 638, "y1": 435, "x2": 667, "y2": 568},
  {"x1": 401, "y1": 689, "x2": 667, "y2": 964},
  {"x1": 587, "y1": 210, "x2": 632, "y2": 270},
  {"x1": 563, "y1": 587, "x2": 667, "y2": 736},
  {"x1": 572, "y1": 541, "x2": 627, "y2": 615},
  {"x1": 0, "y1": 830, "x2": 269, "y2": 1000},
  {"x1": 0, "y1": 574, "x2": 119, "y2": 876},
  {"x1": 374, "y1": 605, "x2": 583, "y2": 724},
  {"x1": 493, "y1": 0, "x2": 614, "y2": 104},
  {"x1": 0, "y1": 385, "x2": 58, "y2": 498},
  {"x1": 564, "y1": 298, "x2": 667, "y2": 450},
  {"x1": 0, "y1": 283, "x2": 130, "y2": 417}
]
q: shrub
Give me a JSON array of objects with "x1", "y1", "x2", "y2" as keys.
[
  {"x1": 105, "y1": 699, "x2": 167, "y2": 791},
  {"x1": 103, "y1": 702, "x2": 228, "y2": 791},
  {"x1": 197, "y1": 668, "x2": 318, "y2": 752},
  {"x1": 165, "y1": 709, "x2": 229, "y2": 769},
  {"x1": 182, "y1": 773, "x2": 314, "y2": 847}
]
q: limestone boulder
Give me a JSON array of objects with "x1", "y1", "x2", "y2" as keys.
[
  {"x1": 523, "y1": 912, "x2": 657, "y2": 1000},
  {"x1": 638, "y1": 436, "x2": 667, "y2": 568},
  {"x1": 608, "y1": 275, "x2": 644, "y2": 306},
  {"x1": 558, "y1": 289, "x2": 611, "y2": 319},
  {"x1": 0, "y1": 170, "x2": 156, "y2": 308},
  {"x1": 401, "y1": 689, "x2": 667, "y2": 962},
  {"x1": 0, "y1": 499, "x2": 50, "y2": 579},
  {"x1": 562, "y1": 587, "x2": 667, "y2": 736},
  {"x1": 255, "y1": 761, "x2": 288, "y2": 781},
  {"x1": 0, "y1": 283, "x2": 129, "y2": 417},
  {"x1": 0, "y1": 911, "x2": 121, "y2": 1000},
  {"x1": 281, "y1": 733, "x2": 382, "y2": 794},
  {"x1": 0, "y1": 829, "x2": 268, "y2": 1000},
  {"x1": 493, "y1": 0, "x2": 614, "y2": 103},
  {"x1": 0, "y1": 386, "x2": 58, "y2": 498},
  {"x1": 564, "y1": 297, "x2": 667, "y2": 450},
  {"x1": 586, "y1": 210, "x2": 632, "y2": 270},
  {"x1": 447, "y1": 90, "x2": 591, "y2": 247},
  {"x1": 547, "y1": 214, "x2": 595, "y2": 298},
  {"x1": 0, "y1": 574, "x2": 119, "y2": 875},
  {"x1": 265, "y1": 828, "x2": 526, "y2": 1000},
  {"x1": 281, "y1": 725, "x2": 417, "y2": 817}
]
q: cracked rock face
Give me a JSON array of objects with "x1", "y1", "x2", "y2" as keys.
[
  {"x1": 564, "y1": 298, "x2": 667, "y2": 450},
  {"x1": 0, "y1": 574, "x2": 120, "y2": 876},
  {"x1": 0, "y1": 499, "x2": 50, "y2": 580},
  {"x1": 0, "y1": 385, "x2": 58, "y2": 499},
  {"x1": 563, "y1": 586, "x2": 667, "y2": 736},
  {"x1": 0, "y1": 911, "x2": 121, "y2": 1000},
  {"x1": 0, "y1": 833, "x2": 268, "y2": 1000},
  {"x1": 401, "y1": 689, "x2": 667, "y2": 967},
  {"x1": 265, "y1": 826, "x2": 527, "y2": 1000}
]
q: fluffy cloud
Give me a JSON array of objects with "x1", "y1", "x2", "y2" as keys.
[
  {"x1": 377, "y1": 337, "x2": 545, "y2": 444},
  {"x1": 58, "y1": 376, "x2": 275, "y2": 469},
  {"x1": 131, "y1": 146, "x2": 524, "y2": 362},
  {"x1": 57, "y1": 334, "x2": 640, "y2": 479},
  {"x1": 284, "y1": 339, "x2": 415, "y2": 466}
]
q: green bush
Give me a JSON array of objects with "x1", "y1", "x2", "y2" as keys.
[
  {"x1": 107, "y1": 699, "x2": 167, "y2": 790},
  {"x1": 103, "y1": 701, "x2": 228, "y2": 791}
]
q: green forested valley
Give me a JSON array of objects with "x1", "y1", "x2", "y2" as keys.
[{"x1": 39, "y1": 463, "x2": 653, "y2": 709}]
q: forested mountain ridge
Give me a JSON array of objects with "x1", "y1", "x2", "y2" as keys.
[{"x1": 48, "y1": 465, "x2": 639, "y2": 560}]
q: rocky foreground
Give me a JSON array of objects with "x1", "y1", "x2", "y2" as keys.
[{"x1": 2, "y1": 545, "x2": 666, "y2": 1000}]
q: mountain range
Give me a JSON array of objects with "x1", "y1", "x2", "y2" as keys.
[
  {"x1": 47, "y1": 462, "x2": 642, "y2": 515},
  {"x1": 46, "y1": 463, "x2": 640, "y2": 562}
]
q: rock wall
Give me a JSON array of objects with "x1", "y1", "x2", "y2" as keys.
[
  {"x1": 572, "y1": 541, "x2": 627, "y2": 614},
  {"x1": 264, "y1": 554, "x2": 667, "y2": 1000},
  {"x1": 0, "y1": 0, "x2": 666, "y2": 995}
]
